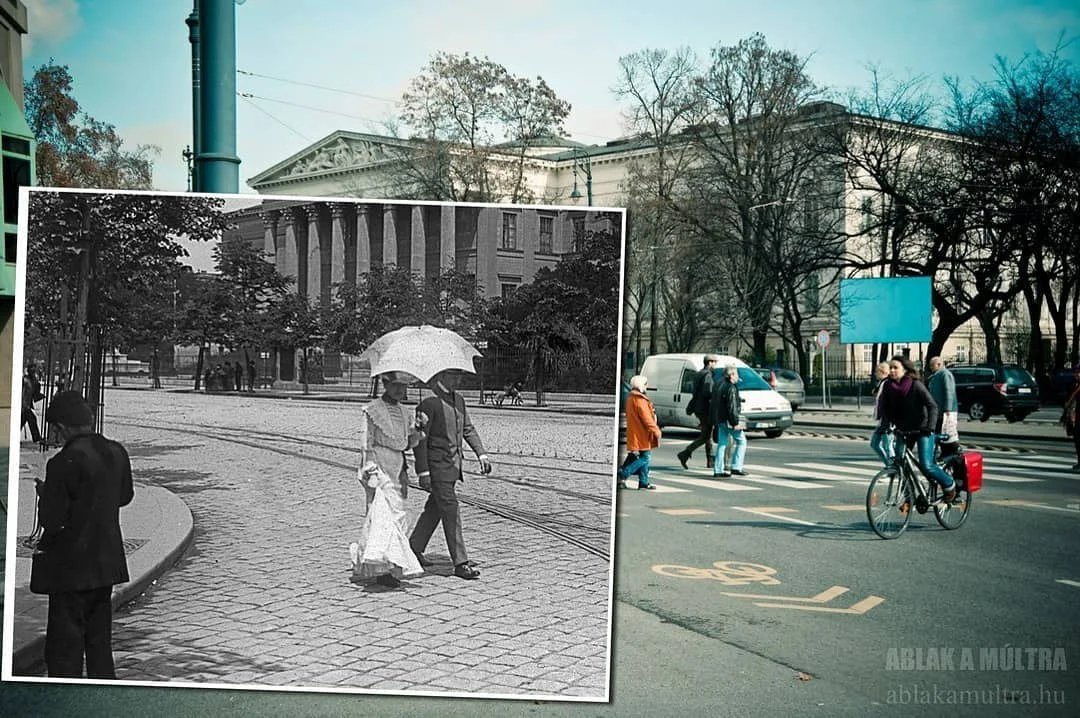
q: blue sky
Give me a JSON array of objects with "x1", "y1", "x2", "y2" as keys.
[{"x1": 22, "y1": 0, "x2": 1080, "y2": 194}]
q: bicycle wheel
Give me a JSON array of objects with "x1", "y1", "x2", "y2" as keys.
[
  {"x1": 933, "y1": 478, "x2": 973, "y2": 530},
  {"x1": 866, "y1": 468, "x2": 912, "y2": 539}
]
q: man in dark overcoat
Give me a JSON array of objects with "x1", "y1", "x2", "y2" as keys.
[
  {"x1": 409, "y1": 370, "x2": 492, "y2": 580},
  {"x1": 677, "y1": 354, "x2": 719, "y2": 469},
  {"x1": 30, "y1": 391, "x2": 134, "y2": 678}
]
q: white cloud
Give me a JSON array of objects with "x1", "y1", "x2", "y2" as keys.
[{"x1": 22, "y1": 0, "x2": 82, "y2": 56}]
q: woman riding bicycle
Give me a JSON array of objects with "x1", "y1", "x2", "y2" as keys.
[{"x1": 878, "y1": 355, "x2": 958, "y2": 503}]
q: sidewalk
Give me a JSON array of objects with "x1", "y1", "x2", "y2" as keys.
[{"x1": 6, "y1": 445, "x2": 194, "y2": 674}]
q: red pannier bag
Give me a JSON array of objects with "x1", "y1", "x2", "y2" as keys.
[{"x1": 961, "y1": 451, "x2": 984, "y2": 492}]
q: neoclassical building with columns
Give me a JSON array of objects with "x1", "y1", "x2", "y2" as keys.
[{"x1": 225, "y1": 199, "x2": 618, "y2": 305}]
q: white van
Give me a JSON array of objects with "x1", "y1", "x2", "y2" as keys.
[{"x1": 638, "y1": 353, "x2": 794, "y2": 437}]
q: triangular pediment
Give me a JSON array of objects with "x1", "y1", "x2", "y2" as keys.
[{"x1": 249, "y1": 131, "x2": 412, "y2": 186}]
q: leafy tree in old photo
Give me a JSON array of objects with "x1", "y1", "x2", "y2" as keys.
[{"x1": 26, "y1": 191, "x2": 230, "y2": 406}]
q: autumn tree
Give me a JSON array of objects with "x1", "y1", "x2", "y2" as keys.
[
  {"x1": 391, "y1": 52, "x2": 571, "y2": 203},
  {"x1": 25, "y1": 61, "x2": 158, "y2": 189}
]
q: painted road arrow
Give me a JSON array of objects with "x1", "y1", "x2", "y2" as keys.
[{"x1": 722, "y1": 585, "x2": 886, "y2": 615}]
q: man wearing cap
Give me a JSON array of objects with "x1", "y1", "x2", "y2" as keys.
[
  {"x1": 409, "y1": 369, "x2": 492, "y2": 580},
  {"x1": 30, "y1": 390, "x2": 134, "y2": 679}
]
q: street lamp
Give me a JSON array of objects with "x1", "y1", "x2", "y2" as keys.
[{"x1": 568, "y1": 148, "x2": 593, "y2": 206}]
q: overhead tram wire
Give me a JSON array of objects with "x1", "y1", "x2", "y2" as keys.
[
  {"x1": 239, "y1": 95, "x2": 310, "y2": 141},
  {"x1": 237, "y1": 68, "x2": 617, "y2": 144},
  {"x1": 237, "y1": 92, "x2": 390, "y2": 130},
  {"x1": 237, "y1": 69, "x2": 399, "y2": 104}
]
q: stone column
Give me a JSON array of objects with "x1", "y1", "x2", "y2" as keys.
[
  {"x1": 522, "y1": 209, "x2": 539, "y2": 283},
  {"x1": 440, "y1": 205, "x2": 455, "y2": 273},
  {"x1": 355, "y1": 205, "x2": 371, "y2": 280},
  {"x1": 281, "y1": 208, "x2": 299, "y2": 289},
  {"x1": 306, "y1": 204, "x2": 323, "y2": 305},
  {"x1": 476, "y1": 207, "x2": 500, "y2": 296},
  {"x1": 382, "y1": 204, "x2": 397, "y2": 268},
  {"x1": 261, "y1": 210, "x2": 278, "y2": 262},
  {"x1": 411, "y1": 205, "x2": 426, "y2": 277},
  {"x1": 330, "y1": 203, "x2": 346, "y2": 295}
]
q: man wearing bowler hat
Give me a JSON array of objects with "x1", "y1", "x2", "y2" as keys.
[
  {"x1": 409, "y1": 369, "x2": 492, "y2": 580},
  {"x1": 30, "y1": 390, "x2": 134, "y2": 678}
]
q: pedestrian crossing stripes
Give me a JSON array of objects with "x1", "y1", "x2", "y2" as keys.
[{"x1": 638, "y1": 450, "x2": 1078, "y2": 493}]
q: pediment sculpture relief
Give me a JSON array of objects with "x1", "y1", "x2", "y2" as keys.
[{"x1": 282, "y1": 138, "x2": 390, "y2": 177}]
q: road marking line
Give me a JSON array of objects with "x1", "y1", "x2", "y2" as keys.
[
  {"x1": 789, "y1": 462, "x2": 874, "y2": 476},
  {"x1": 637, "y1": 484, "x2": 692, "y2": 493},
  {"x1": 1056, "y1": 579, "x2": 1080, "y2": 589},
  {"x1": 657, "y1": 508, "x2": 715, "y2": 516},
  {"x1": 753, "y1": 595, "x2": 886, "y2": 615},
  {"x1": 742, "y1": 464, "x2": 864, "y2": 483},
  {"x1": 721, "y1": 585, "x2": 849, "y2": 603},
  {"x1": 985, "y1": 499, "x2": 1080, "y2": 514},
  {"x1": 735, "y1": 475, "x2": 830, "y2": 489},
  {"x1": 740, "y1": 506, "x2": 797, "y2": 513},
  {"x1": 656, "y1": 475, "x2": 762, "y2": 492},
  {"x1": 731, "y1": 506, "x2": 818, "y2": 526},
  {"x1": 822, "y1": 504, "x2": 866, "y2": 511}
]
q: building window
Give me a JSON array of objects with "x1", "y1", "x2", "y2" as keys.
[
  {"x1": 2, "y1": 133, "x2": 33, "y2": 266},
  {"x1": 572, "y1": 218, "x2": 585, "y2": 252},
  {"x1": 501, "y1": 212, "x2": 517, "y2": 250},
  {"x1": 501, "y1": 282, "x2": 518, "y2": 298},
  {"x1": 539, "y1": 216, "x2": 553, "y2": 254},
  {"x1": 804, "y1": 271, "x2": 820, "y2": 313}
]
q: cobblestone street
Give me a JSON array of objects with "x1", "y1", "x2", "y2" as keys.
[{"x1": 99, "y1": 389, "x2": 614, "y2": 699}]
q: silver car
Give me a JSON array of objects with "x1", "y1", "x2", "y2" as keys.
[{"x1": 753, "y1": 366, "x2": 805, "y2": 410}]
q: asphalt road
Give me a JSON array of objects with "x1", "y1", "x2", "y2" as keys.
[
  {"x1": 610, "y1": 424, "x2": 1080, "y2": 716},
  {"x1": 4, "y1": 403, "x2": 1078, "y2": 716}
]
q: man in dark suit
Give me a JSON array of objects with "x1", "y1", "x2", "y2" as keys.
[
  {"x1": 30, "y1": 391, "x2": 134, "y2": 678},
  {"x1": 677, "y1": 354, "x2": 719, "y2": 470},
  {"x1": 409, "y1": 370, "x2": 492, "y2": 580}
]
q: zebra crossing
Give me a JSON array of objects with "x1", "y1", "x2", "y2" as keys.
[{"x1": 641, "y1": 451, "x2": 1078, "y2": 494}]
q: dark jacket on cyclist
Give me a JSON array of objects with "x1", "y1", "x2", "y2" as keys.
[
  {"x1": 879, "y1": 375, "x2": 939, "y2": 436},
  {"x1": 709, "y1": 371, "x2": 741, "y2": 429}
]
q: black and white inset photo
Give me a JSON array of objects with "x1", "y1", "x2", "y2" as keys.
[{"x1": 3, "y1": 187, "x2": 624, "y2": 702}]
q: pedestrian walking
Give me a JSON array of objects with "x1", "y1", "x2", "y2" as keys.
[
  {"x1": 869, "y1": 361, "x2": 894, "y2": 467},
  {"x1": 29, "y1": 391, "x2": 134, "y2": 679},
  {"x1": 618, "y1": 374, "x2": 661, "y2": 490},
  {"x1": 879, "y1": 355, "x2": 958, "y2": 502},
  {"x1": 350, "y1": 372, "x2": 427, "y2": 588},
  {"x1": 926, "y1": 356, "x2": 959, "y2": 457},
  {"x1": 711, "y1": 364, "x2": 748, "y2": 478},
  {"x1": 246, "y1": 359, "x2": 256, "y2": 392},
  {"x1": 21, "y1": 364, "x2": 43, "y2": 443},
  {"x1": 1062, "y1": 364, "x2": 1080, "y2": 472},
  {"x1": 203, "y1": 366, "x2": 213, "y2": 392},
  {"x1": 409, "y1": 369, "x2": 492, "y2": 580},
  {"x1": 677, "y1": 354, "x2": 718, "y2": 470},
  {"x1": 234, "y1": 360, "x2": 243, "y2": 391}
]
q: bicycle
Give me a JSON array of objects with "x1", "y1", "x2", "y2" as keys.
[{"x1": 865, "y1": 431, "x2": 972, "y2": 539}]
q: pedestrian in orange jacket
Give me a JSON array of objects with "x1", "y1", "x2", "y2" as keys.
[{"x1": 619, "y1": 375, "x2": 661, "y2": 490}]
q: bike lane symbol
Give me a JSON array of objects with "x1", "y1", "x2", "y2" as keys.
[{"x1": 651, "y1": 560, "x2": 885, "y2": 615}]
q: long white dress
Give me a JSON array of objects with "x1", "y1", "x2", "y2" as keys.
[{"x1": 351, "y1": 397, "x2": 424, "y2": 580}]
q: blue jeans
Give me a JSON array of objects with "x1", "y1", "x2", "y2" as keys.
[
  {"x1": 899, "y1": 434, "x2": 955, "y2": 490},
  {"x1": 621, "y1": 450, "x2": 652, "y2": 487},
  {"x1": 870, "y1": 427, "x2": 894, "y2": 467},
  {"x1": 714, "y1": 424, "x2": 747, "y2": 473}
]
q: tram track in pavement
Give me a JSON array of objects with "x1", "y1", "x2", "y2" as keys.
[{"x1": 108, "y1": 416, "x2": 612, "y2": 561}]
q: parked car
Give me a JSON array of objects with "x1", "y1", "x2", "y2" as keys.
[
  {"x1": 948, "y1": 364, "x2": 1040, "y2": 422},
  {"x1": 752, "y1": 366, "x2": 805, "y2": 410},
  {"x1": 638, "y1": 353, "x2": 793, "y2": 437}
]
